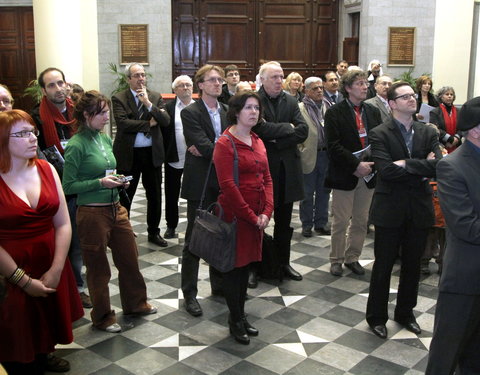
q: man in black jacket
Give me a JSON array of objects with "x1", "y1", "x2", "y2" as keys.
[
  {"x1": 324, "y1": 70, "x2": 382, "y2": 277},
  {"x1": 112, "y1": 62, "x2": 170, "y2": 247},
  {"x1": 162, "y1": 75, "x2": 195, "y2": 239},
  {"x1": 253, "y1": 61, "x2": 308, "y2": 281},
  {"x1": 366, "y1": 81, "x2": 441, "y2": 339}
]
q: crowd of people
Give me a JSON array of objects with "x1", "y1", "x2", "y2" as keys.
[{"x1": 0, "y1": 57, "x2": 479, "y2": 375}]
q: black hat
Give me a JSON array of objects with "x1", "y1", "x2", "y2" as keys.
[{"x1": 457, "y1": 97, "x2": 480, "y2": 131}]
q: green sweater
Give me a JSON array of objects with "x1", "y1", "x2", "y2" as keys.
[{"x1": 62, "y1": 127, "x2": 119, "y2": 205}]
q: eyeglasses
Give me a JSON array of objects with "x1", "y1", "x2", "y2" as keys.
[
  {"x1": 0, "y1": 98, "x2": 13, "y2": 105},
  {"x1": 10, "y1": 129, "x2": 40, "y2": 138},
  {"x1": 203, "y1": 77, "x2": 224, "y2": 84},
  {"x1": 226, "y1": 72, "x2": 239, "y2": 77},
  {"x1": 131, "y1": 73, "x2": 146, "y2": 79},
  {"x1": 353, "y1": 80, "x2": 370, "y2": 87},
  {"x1": 394, "y1": 93, "x2": 418, "y2": 101},
  {"x1": 176, "y1": 83, "x2": 192, "y2": 89}
]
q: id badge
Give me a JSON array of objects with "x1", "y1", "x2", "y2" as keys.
[
  {"x1": 60, "y1": 139, "x2": 69, "y2": 149},
  {"x1": 105, "y1": 169, "x2": 116, "y2": 177},
  {"x1": 359, "y1": 128, "x2": 367, "y2": 138}
]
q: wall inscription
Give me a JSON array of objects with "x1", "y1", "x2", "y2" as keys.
[
  {"x1": 120, "y1": 24, "x2": 148, "y2": 64},
  {"x1": 388, "y1": 27, "x2": 415, "y2": 66}
]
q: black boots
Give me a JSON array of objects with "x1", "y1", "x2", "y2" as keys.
[
  {"x1": 241, "y1": 316, "x2": 259, "y2": 336},
  {"x1": 229, "y1": 320, "x2": 249, "y2": 345}
]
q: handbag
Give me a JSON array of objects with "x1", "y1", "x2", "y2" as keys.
[{"x1": 189, "y1": 135, "x2": 239, "y2": 273}]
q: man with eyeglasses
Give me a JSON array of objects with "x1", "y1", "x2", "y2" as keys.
[
  {"x1": 179, "y1": 65, "x2": 227, "y2": 316},
  {"x1": 365, "y1": 75, "x2": 393, "y2": 123},
  {"x1": 218, "y1": 64, "x2": 240, "y2": 104},
  {"x1": 298, "y1": 77, "x2": 331, "y2": 238},
  {"x1": 112, "y1": 62, "x2": 170, "y2": 248},
  {"x1": 0, "y1": 84, "x2": 14, "y2": 112},
  {"x1": 162, "y1": 75, "x2": 195, "y2": 240},
  {"x1": 324, "y1": 70, "x2": 382, "y2": 277},
  {"x1": 366, "y1": 81, "x2": 442, "y2": 339}
]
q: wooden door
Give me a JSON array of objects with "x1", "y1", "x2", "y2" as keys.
[
  {"x1": 0, "y1": 7, "x2": 36, "y2": 112},
  {"x1": 172, "y1": 1, "x2": 339, "y2": 82}
]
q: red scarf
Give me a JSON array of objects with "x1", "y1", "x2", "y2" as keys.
[
  {"x1": 39, "y1": 96, "x2": 76, "y2": 154},
  {"x1": 440, "y1": 103, "x2": 457, "y2": 153}
]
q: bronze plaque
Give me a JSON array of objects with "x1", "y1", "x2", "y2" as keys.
[
  {"x1": 120, "y1": 24, "x2": 149, "y2": 64},
  {"x1": 388, "y1": 27, "x2": 415, "y2": 66}
]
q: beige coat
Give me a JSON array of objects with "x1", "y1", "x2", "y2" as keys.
[{"x1": 298, "y1": 101, "x2": 327, "y2": 174}]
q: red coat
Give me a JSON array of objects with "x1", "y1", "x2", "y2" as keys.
[{"x1": 213, "y1": 128, "x2": 274, "y2": 267}]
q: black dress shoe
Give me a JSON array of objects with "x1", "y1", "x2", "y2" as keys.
[
  {"x1": 314, "y1": 227, "x2": 331, "y2": 236},
  {"x1": 248, "y1": 271, "x2": 258, "y2": 288},
  {"x1": 46, "y1": 354, "x2": 70, "y2": 372},
  {"x1": 241, "y1": 316, "x2": 259, "y2": 336},
  {"x1": 369, "y1": 324, "x2": 387, "y2": 339},
  {"x1": 163, "y1": 227, "x2": 175, "y2": 239},
  {"x1": 184, "y1": 297, "x2": 203, "y2": 317},
  {"x1": 148, "y1": 233, "x2": 168, "y2": 247},
  {"x1": 330, "y1": 263, "x2": 343, "y2": 276},
  {"x1": 395, "y1": 320, "x2": 421, "y2": 334},
  {"x1": 344, "y1": 261, "x2": 365, "y2": 275},
  {"x1": 301, "y1": 227, "x2": 312, "y2": 237},
  {"x1": 229, "y1": 320, "x2": 250, "y2": 345},
  {"x1": 283, "y1": 265, "x2": 302, "y2": 281}
]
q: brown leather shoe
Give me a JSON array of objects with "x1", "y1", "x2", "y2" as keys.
[{"x1": 79, "y1": 292, "x2": 92, "y2": 308}]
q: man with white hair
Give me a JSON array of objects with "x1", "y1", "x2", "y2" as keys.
[
  {"x1": 298, "y1": 77, "x2": 331, "y2": 237},
  {"x1": 252, "y1": 61, "x2": 308, "y2": 281},
  {"x1": 162, "y1": 75, "x2": 195, "y2": 239}
]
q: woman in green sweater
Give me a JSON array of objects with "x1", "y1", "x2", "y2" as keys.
[{"x1": 63, "y1": 91, "x2": 156, "y2": 333}]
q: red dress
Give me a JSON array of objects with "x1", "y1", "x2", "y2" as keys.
[
  {"x1": 214, "y1": 129, "x2": 274, "y2": 267},
  {"x1": 0, "y1": 159, "x2": 83, "y2": 363}
]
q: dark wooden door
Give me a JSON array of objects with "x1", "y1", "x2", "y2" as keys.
[
  {"x1": 172, "y1": 0, "x2": 338, "y2": 82},
  {"x1": 0, "y1": 7, "x2": 36, "y2": 112}
]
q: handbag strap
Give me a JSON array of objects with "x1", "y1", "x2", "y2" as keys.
[{"x1": 198, "y1": 133, "x2": 239, "y2": 209}]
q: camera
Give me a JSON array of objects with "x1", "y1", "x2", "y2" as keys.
[{"x1": 116, "y1": 175, "x2": 133, "y2": 183}]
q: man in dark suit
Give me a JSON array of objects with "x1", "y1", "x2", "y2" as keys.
[
  {"x1": 112, "y1": 62, "x2": 170, "y2": 247},
  {"x1": 366, "y1": 81, "x2": 442, "y2": 339},
  {"x1": 253, "y1": 61, "x2": 308, "y2": 281},
  {"x1": 324, "y1": 70, "x2": 382, "y2": 277},
  {"x1": 323, "y1": 71, "x2": 344, "y2": 107},
  {"x1": 180, "y1": 65, "x2": 228, "y2": 316},
  {"x1": 162, "y1": 75, "x2": 195, "y2": 240},
  {"x1": 426, "y1": 97, "x2": 480, "y2": 375}
]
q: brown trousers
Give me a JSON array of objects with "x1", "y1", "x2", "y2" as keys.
[{"x1": 77, "y1": 203, "x2": 150, "y2": 329}]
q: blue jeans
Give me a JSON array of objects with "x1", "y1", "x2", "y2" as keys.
[
  {"x1": 67, "y1": 196, "x2": 84, "y2": 292},
  {"x1": 299, "y1": 150, "x2": 330, "y2": 230}
]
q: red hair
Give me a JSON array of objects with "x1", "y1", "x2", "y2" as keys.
[{"x1": 0, "y1": 109, "x2": 37, "y2": 173}]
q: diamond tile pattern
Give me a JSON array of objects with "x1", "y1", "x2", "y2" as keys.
[{"x1": 47, "y1": 186, "x2": 439, "y2": 374}]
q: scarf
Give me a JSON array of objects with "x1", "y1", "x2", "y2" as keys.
[
  {"x1": 302, "y1": 95, "x2": 325, "y2": 145},
  {"x1": 39, "y1": 96, "x2": 76, "y2": 154},
  {"x1": 440, "y1": 103, "x2": 457, "y2": 153}
]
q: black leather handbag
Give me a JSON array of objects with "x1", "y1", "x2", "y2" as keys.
[{"x1": 190, "y1": 135, "x2": 239, "y2": 273}]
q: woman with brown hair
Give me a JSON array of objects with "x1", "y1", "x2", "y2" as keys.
[
  {"x1": 62, "y1": 90, "x2": 156, "y2": 333},
  {"x1": 0, "y1": 110, "x2": 83, "y2": 374},
  {"x1": 415, "y1": 75, "x2": 439, "y2": 120}
]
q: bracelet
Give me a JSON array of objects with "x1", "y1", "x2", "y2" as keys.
[
  {"x1": 21, "y1": 276, "x2": 32, "y2": 290},
  {"x1": 8, "y1": 268, "x2": 26, "y2": 285}
]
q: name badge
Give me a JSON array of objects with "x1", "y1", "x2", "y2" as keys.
[
  {"x1": 105, "y1": 169, "x2": 116, "y2": 177},
  {"x1": 60, "y1": 139, "x2": 69, "y2": 149}
]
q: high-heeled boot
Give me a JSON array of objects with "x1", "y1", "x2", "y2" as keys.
[
  {"x1": 241, "y1": 316, "x2": 259, "y2": 336},
  {"x1": 229, "y1": 320, "x2": 250, "y2": 345}
]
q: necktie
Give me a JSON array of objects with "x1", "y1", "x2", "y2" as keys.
[
  {"x1": 331, "y1": 94, "x2": 336, "y2": 104},
  {"x1": 137, "y1": 98, "x2": 150, "y2": 138},
  {"x1": 354, "y1": 106, "x2": 366, "y2": 148}
]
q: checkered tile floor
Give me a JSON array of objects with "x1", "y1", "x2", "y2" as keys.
[{"x1": 49, "y1": 187, "x2": 440, "y2": 374}]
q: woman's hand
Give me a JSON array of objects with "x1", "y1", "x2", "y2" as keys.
[
  {"x1": 100, "y1": 175, "x2": 123, "y2": 189},
  {"x1": 256, "y1": 214, "x2": 270, "y2": 231},
  {"x1": 40, "y1": 268, "x2": 62, "y2": 289},
  {"x1": 23, "y1": 278, "x2": 56, "y2": 297}
]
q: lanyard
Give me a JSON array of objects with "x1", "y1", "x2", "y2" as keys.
[{"x1": 92, "y1": 134, "x2": 111, "y2": 168}]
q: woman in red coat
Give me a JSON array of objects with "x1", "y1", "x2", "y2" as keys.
[{"x1": 213, "y1": 92, "x2": 274, "y2": 345}]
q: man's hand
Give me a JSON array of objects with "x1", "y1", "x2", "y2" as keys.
[
  {"x1": 353, "y1": 161, "x2": 374, "y2": 177},
  {"x1": 136, "y1": 85, "x2": 152, "y2": 108},
  {"x1": 149, "y1": 117, "x2": 157, "y2": 127},
  {"x1": 426, "y1": 152, "x2": 435, "y2": 160},
  {"x1": 393, "y1": 160, "x2": 406, "y2": 168},
  {"x1": 188, "y1": 145, "x2": 202, "y2": 157}
]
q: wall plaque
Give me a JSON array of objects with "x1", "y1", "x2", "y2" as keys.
[
  {"x1": 388, "y1": 27, "x2": 415, "y2": 66},
  {"x1": 120, "y1": 24, "x2": 148, "y2": 64}
]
